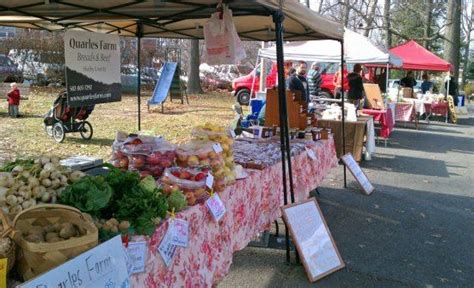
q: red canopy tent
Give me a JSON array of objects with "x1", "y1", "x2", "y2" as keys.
[{"x1": 390, "y1": 40, "x2": 451, "y2": 71}]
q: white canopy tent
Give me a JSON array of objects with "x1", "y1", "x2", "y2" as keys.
[{"x1": 259, "y1": 28, "x2": 402, "y2": 66}]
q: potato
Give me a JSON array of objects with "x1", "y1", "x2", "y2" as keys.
[
  {"x1": 59, "y1": 223, "x2": 77, "y2": 239},
  {"x1": 118, "y1": 221, "x2": 130, "y2": 232},
  {"x1": 110, "y1": 226, "x2": 119, "y2": 234},
  {"x1": 25, "y1": 233, "x2": 44, "y2": 243},
  {"x1": 45, "y1": 232, "x2": 59, "y2": 242},
  {"x1": 29, "y1": 226, "x2": 45, "y2": 236},
  {"x1": 44, "y1": 224, "x2": 56, "y2": 233}
]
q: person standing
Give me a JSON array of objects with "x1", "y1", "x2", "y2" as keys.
[
  {"x1": 420, "y1": 73, "x2": 433, "y2": 94},
  {"x1": 7, "y1": 82, "x2": 20, "y2": 118},
  {"x1": 333, "y1": 64, "x2": 347, "y2": 99},
  {"x1": 307, "y1": 62, "x2": 322, "y2": 99},
  {"x1": 287, "y1": 64, "x2": 308, "y2": 103},
  {"x1": 445, "y1": 71, "x2": 459, "y2": 106},
  {"x1": 347, "y1": 64, "x2": 364, "y2": 108},
  {"x1": 400, "y1": 71, "x2": 417, "y2": 89}
]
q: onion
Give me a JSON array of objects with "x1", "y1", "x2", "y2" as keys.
[
  {"x1": 69, "y1": 171, "x2": 86, "y2": 183},
  {"x1": 39, "y1": 170, "x2": 50, "y2": 179},
  {"x1": 41, "y1": 179, "x2": 52, "y2": 187},
  {"x1": 51, "y1": 179, "x2": 61, "y2": 189},
  {"x1": 20, "y1": 171, "x2": 31, "y2": 179},
  {"x1": 9, "y1": 205, "x2": 22, "y2": 213},
  {"x1": 28, "y1": 177, "x2": 40, "y2": 187},
  {"x1": 0, "y1": 187, "x2": 7, "y2": 198},
  {"x1": 17, "y1": 196, "x2": 24, "y2": 203},
  {"x1": 31, "y1": 186, "x2": 41, "y2": 198},
  {"x1": 59, "y1": 175, "x2": 68, "y2": 186},
  {"x1": 6, "y1": 195, "x2": 17, "y2": 206},
  {"x1": 11, "y1": 165, "x2": 24, "y2": 176},
  {"x1": 43, "y1": 163, "x2": 55, "y2": 172},
  {"x1": 40, "y1": 156, "x2": 51, "y2": 166},
  {"x1": 41, "y1": 192, "x2": 50, "y2": 203},
  {"x1": 51, "y1": 156, "x2": 60, "y2": 165}
]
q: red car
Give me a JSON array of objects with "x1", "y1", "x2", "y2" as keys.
[{"x1": 231, "y1": 62, "x2": 350, "y2": 105}]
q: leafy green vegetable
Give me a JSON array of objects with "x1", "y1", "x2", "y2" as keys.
[
  {"x1": 59, "y1": 176, "x2": 112, "y2": 216},
  {"x1": 116, "y1": 184, "x2": 168, "y2": 236},
  {"x1": 139, "y1": 176, "x2": 157, "y2": 193},
  {"x1": 0, "y1": 159, "x2": 35, "y2": 172},
  {"x1": 167, "y1": 190, "x2": 187, "y2": 213}
]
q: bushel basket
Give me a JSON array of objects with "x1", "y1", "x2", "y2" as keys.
[
  {"x1": 11, "y1": 204, "x2": 98, "y2": 280},
  {"x1": 0, "y1": 210, "x2": 16, "y2": 273}
]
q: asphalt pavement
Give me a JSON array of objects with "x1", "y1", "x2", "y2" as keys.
[{"x1": 220, "y1": 105, "x2": 474, "y2": 288}]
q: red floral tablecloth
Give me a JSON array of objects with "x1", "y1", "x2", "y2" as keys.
[
  {"x1": 130, "y1": 137, "x2": 338, "y2": 287},
  {"x1": 394, "y1": 102, "x2": 416, "y2": 122},
  {"x1": 425, "y1": 101, "x2": 448, "y2": 116},
  {"x1": 361, "y1": 108, "x2": 394, "y2": 138}
]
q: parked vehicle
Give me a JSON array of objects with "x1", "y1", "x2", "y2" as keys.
[
  {"x1": 231, "y1": 61, "x2": 350, "y2": 105},
  {"x1": 388, "y1": 78, "x2": 422, "y2": 94},
  {"x1": 0, "y1": 54, "x2": 23, "y2": 83}
]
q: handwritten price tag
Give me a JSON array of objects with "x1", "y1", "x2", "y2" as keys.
[
  {"x1": 206, "y1": 173, "x2": 214, "y2": 189},
  {"x1": 213, "y1": 143, "x2": 223, "y2": 153},
  {"x1": 170, "y1": 219, "x2": 189, "y2": 247},
  {"x1": 158, "y1": 227, "x2": 177, "y2": 267},
  {"x1": 230, "y1": 130, "x2": 237, "y2": 138},
  {"x1": 306, "y1": 147, "x2": 317, "y2": 161},
  {"x1": 126, "y1": 241, "x2": 147, "y2": 274},
  {"x1": 206, "y1": 193, "x2": 226, "y2": 222}
]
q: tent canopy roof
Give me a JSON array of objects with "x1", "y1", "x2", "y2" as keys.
[
  {"x1": 390, "y1": 40, "x2": 451, "y2": 72},
  {"x1": 0, "y1": 0, "x2": 343, "y2": 41},
  {"x1": 259, "y1": 28, "x2": 402, "y2": 66}
]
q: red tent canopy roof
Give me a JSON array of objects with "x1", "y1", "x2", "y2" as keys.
[{"x1": 390, "y1": 40, "x2": 452, "y2": 72}]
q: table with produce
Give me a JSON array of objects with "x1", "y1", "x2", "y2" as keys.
[{"x1": 0, "y1": 123, "x2": 337, "y2": 287}]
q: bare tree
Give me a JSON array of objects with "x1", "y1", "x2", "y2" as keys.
[
  {"x1": 423, "y1": 0, "x2": 434, "y2": 48},
  {"x1": 461, "y1": 0, "x2": 473, "y2": 87},
  {"x1": 383, "y1": 0, "x2": 392, "y2": 48},
  {"x1": 444, "y1": 0, "x2": 462, "y2": 82},
  {"x1": 187, "y1": 39, "x2": 203, "y2": 94}
]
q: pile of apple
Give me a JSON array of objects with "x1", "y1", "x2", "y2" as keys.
[
  {"x1": 192, "y1": 123, "x2": 236, "y2": 184},
  {"x1": 176, "y1": 140, "x2": 227, "y2": 192},
  {"x1": 160, "y1": 167, "x2": 209, "y2": 206},
  {"x1": 128, "y1": 150, "x2": 176, "y2": 178}
]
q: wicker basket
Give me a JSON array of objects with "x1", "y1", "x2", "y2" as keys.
[
  {"x1": 0, "y1": 210, "x2": 15, "y2": 273},
  {"x1": 11, "y1": 204, "x2": 98, "y2": 280}
]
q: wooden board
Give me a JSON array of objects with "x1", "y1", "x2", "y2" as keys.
[
  {"x1": 341, "y1": 153, "x2": 375, "y2": 195},
  {"x1": 402, "y1": 87, "x2": 414, "y2": 99},
  {"x1": 363, "y1": 83, "x2": 384, "y2": 110},
  {"x1": 264, "y1": 88, "x2": 307, "y2": 129},
  {"x1": 281, "y1": 198, "x2": 345, "y2": 282}
]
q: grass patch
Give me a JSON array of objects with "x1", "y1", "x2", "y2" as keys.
[{"x1": 0, "y1": 88, "x2": 238, "y2": 162}]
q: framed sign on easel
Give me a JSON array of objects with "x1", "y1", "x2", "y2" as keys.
[
  {"x1": 341, "y1": 153, "x2": 375, "y2": 195},
  {"x1": 281, "y1": 198, "x2": 345, "y2": 282}
]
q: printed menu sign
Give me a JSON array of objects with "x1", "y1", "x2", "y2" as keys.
[
  {"x1": 127, "y1": 241, "x2": 148, "y2": 274},
  {"x1": 282, "y1": 199, "x2": 344, "y2": 282},
  {"x1": 19, "y1": 235, "x2": 129, "y2": 288},
  {"x1": 64, "y1": 30, "x2": 121, "y2": 107},
  {"x1": 341, "y1": 153, "x2": 375, "y2": 195}
]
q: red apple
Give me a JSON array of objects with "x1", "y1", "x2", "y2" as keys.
[
  {"x1": 160, "y1": 159, "x2": 173, "y2": 168},
  {"x1": 131, "y1": 155, "x2": 145, "y2": 168},
  {"x1": 147, "y1": 152, "x2": 162, "y2": 165},
  {"x1": 194, "y1": 172, "x2": 207, "y2": 182},
  {"x1": 180, "y1": 171, "x2": 193, "y2": 180},
  {"x1": 119, "y1": 158, "x2": 129, "y2": 168},
  {"x1": 139, "y1": 170, "x2": 151, "y2": 178}
]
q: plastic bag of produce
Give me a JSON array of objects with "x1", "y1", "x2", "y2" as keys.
[
  {"x1": 122, "y1": 136, "x2": 176, "y2": 179},
  {"x1": 110, "y1": 131, "x2": 130, "y2": 170},
  {"x1": 160, "y1": 167, "x2": 209, "y2": 206}
]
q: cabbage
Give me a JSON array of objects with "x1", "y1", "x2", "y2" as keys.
[
  {"x1": 167, "y1": 190, "x2": 187, "y2": 212},
  {"x1": 139, "y1": 176, "x2": 157, "y2": 193}
]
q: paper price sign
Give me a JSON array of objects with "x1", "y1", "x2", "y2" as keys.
[
  {"x1": 158, "y1": 227, "x2": 177, "y2": 267},
  {"x1": 206, "y1": 173, "x2": 214, "y2": 189},
  {"x1": 306, "y1": 147, "x2": 317, "y2": 161},
  {"x1": 230, "y1": 130, "x2": 237, "y2": 138},
  {"x1": 126, "y1": 241, "x2": 147, "y2": 274},
  {"x1": 206, "y1": 193, "x2": 226, "y2": 222},
  {"x1": 170, "y1": 219, "x2": 189, "y2": 247},
  {"x1": 213, "y1": 143, "x2": 223, "y2": 153}
]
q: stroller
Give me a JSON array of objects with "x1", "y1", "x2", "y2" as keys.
[{"x1": 44, "y1": 91, "x2": 95, "y2": 143}]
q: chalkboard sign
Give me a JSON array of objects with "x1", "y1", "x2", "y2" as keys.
[
  {"x1": 341, "y1": 153, "x2": 375, "y2": 195},
  {"x1": 281, "y1": 198, "x2": 344, "y2": 282}
]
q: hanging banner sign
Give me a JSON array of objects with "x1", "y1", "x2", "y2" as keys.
[
  {"x1": 64, "y1": 30, "x2": 121, "y2": 107},
  {"x1": 18, "y1": 235, "x2": 129, "y2": 288}
]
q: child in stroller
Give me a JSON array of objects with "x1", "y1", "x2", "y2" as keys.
[{"x1": 44, "y1": 91, "x2": 95, "y2": 143}]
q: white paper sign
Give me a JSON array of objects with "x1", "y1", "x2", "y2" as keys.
[
  {"x1": 282, "y1": 199, "x2": 344, "y2": 282},
  {"x1": 306, "y1": 147, "x2": 317, "y2": 160},
  {"x1": 64, "y1": 30, "x2": 121, "y2": 107},
  {"x1": 230, "y1": 130, "x2": 236, "y2": 138},
  {"x1": 341, "y1": 153, "x2": 375, "y2": 195},
  {"x1": 170, "y1": 219, "x2": 189, "y2": 247},
  {"x1": 206, "y1": 173, "x2": 214, "y2": 190},
  {"x1": 158, "y1": 227, "x2": 177, "y2": 267},
  {"x1": 213, "y1": 143, "x2": 223, "y2": 153},
  {"x1": 19, "y1": 235, "x2": 129, "y2": 288},
  {"x1": 126, "y1": 241, "x2": 147, "y2": 274},
  {"x1": 206, "y1": 193, "x2": 226, "y2": 222}
]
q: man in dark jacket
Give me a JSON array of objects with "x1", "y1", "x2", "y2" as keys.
[
  {"x1": 347, "y1": 64, "x2": 364, "y2": 108},
  {"x1": 287, "y1": 63, "x2": 308, "y2": 102},
  {"x1": 445, "y1": 72, "x2": 459, "y2": 106},
  {"x1": 400, "y1": 71, "x2": 417, "y2": 89},
  {"x1": 307, "y1": 62, "x2": 322, "y2": 98}
]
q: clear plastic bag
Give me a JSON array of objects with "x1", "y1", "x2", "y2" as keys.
[{"x1": 160, "y1": 167, "x2": 209, "y2": 205}]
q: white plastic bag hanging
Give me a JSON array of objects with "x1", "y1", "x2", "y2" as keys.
[{"x1": 203, "y1": 5, "x2": 247, "y2": 65}]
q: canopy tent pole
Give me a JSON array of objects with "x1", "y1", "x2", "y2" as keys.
[
  {"x1": 273, "y1": 10, "x2": 293, "y2": 264},
  {"x1": 136, "y1": 22, "x2": 143, "y2": 131},
  {"x1": 340, "y1": 40, "x2": 347, "y2": 188},
  {"x1": 386, "y1": 63, "x2": 390, "y2": 95}
]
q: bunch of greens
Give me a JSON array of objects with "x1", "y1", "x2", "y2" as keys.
[
  {"x1": 59, "y1": 175, "x2": 112, "y2": 216},
  {"x1": 115, "y1": 176, "x2": 168, "y2": 235},
  {"x1": 0, "y1": 159, "x2": 35, "y2": 172}
]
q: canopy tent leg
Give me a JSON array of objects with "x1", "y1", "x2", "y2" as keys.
[
  {"x1": 136, "y1": 22, "x2": 143, "y2": 131},
  {"x1": 386, "y1": 63, "x2": 390, "y2": 96},
  {"x1": 273, "y1": 10, "x2": 295, "y2": 264},
  {"x1": 340, "y1": 40, "x2": 347, "y2": 188}
]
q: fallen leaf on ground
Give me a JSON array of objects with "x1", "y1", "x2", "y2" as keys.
[
  {"x1": 424, "y1": 241, "x2": 435, "y2": 245},
  {"x1": 374, "y1": 204, "x2": 380, "y2": 209},
  {"x1": 358, "y1": 244, "x2": 365, "y2": 248},
  {"x1": 431, "y1": 234, "x2": 442, "y2": 238},
  {"x1": 420, "y1": 213, "x2": 426, "y2": 218}
]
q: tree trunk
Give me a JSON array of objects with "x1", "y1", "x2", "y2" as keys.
[
  {"x1": 364, "y1": 0, "x2": 378, "y2": 37},
  {"x1": 318, "y1": 0, "x2": 324, "y2": 12},
  {"x1": 187, "y1": 39, "x2": 203, "y2": 94},
  {"x1": 422, "y1": 0, "x2": 433, "y2": 48},
  {"x1": 461, "y1": 3, "x2": 474, "y2": 88},
  {"x1": 343, "y1": 0, "x2": 351, "y2": 27},
  {"x1": 383, "y1": 0, "x2": 392, "y2": 49},
  {"x1": 444, "y1": 0, "x2": 462, "y2": 82}
]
